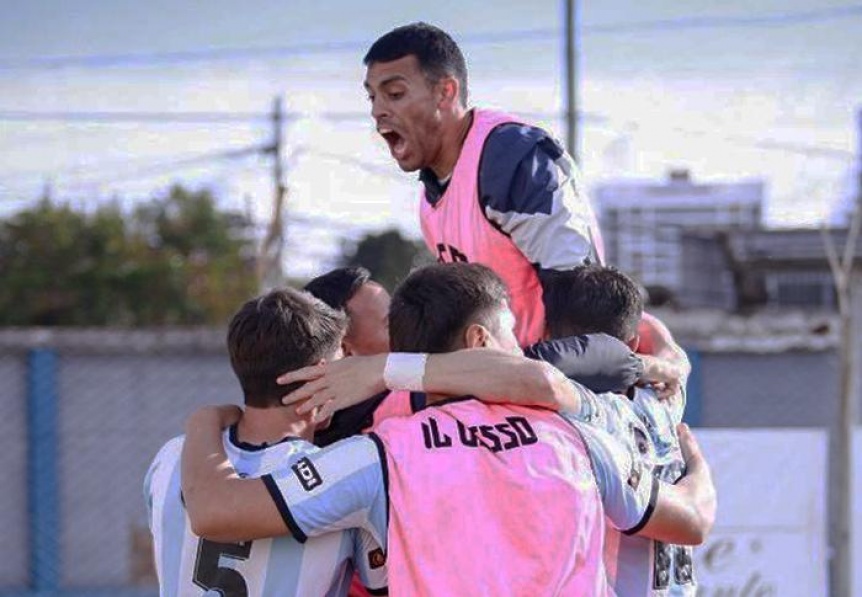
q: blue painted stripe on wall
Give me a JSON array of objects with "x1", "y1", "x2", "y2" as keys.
[
  {"x1": 27, "y1": 349, "x2": 59, "y2": 591},
  {"x1": 684, "y1": 347, "x2": 703, "y2": 427}
]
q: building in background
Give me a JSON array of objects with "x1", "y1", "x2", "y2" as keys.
[
  {"x1": 594, "y1": 169, "x2": 764, "y2": 303},
  {"x1": 677, "y1": 227, "x2": 862, "y2": 311}
]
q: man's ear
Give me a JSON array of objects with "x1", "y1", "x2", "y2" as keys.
[
  {"x1": 463, "y1": 323, "x2": 490, "y2": 349},
  {"x1": 627, "y1": 333, "x2": 641, "y2": 353},
  {"x1": 437, "y1": 76, "x2": 460, "y2": 110},
  {"x1": 340, "y1": 339, "x2": 355, "y2": 358}
]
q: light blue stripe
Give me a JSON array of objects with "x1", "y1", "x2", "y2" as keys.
[
  {"x1": 261, "y1": 535, "x2": 302, "y2": 595},
  {"x1": 27, "y1": 349, "x2": 59, "y2": 591}
]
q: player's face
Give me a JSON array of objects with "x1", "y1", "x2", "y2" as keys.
[
  {"x1": 485, "y1": 304, "x2": 522, "y2": 355},
  {"x1": 344, "y1": 282, "x2": 391, "y2": 356},
  {"x1": 365, "y1": 55, "x2": 446, "y2": 173}
]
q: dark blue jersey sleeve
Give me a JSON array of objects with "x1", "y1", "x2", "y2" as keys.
[
  {"x1": 524, "y1": 333, "x2": 643, "y2": 393},
  {"x1": 478, "y1": 123, "x2": 602, "y2": 267}
]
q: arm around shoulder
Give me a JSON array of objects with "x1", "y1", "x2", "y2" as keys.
[{"x1": 180, "y1": 407, "x2": 288, "y2": 543}]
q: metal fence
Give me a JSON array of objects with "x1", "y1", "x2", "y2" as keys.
[
  {"x1": 0, "y1": 327, "x2": 848, "y2": 595},
  {"x1": 0, "y1": 330, "x2": 239, "y2": 596}
]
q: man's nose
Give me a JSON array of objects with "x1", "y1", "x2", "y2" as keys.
[{"x1": 371, "y1": 97, "x2": 389, "y2": 121}]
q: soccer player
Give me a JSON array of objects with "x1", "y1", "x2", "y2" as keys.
[
  {"x1": 302, "y1": 267, "x2": 648, "y2": 444},
  {"x1": 364, "y1": 22, "x2": 603, "y2": 346},
  {"x1": 542, "y1": 265, "x2": 697, "y2": 595},
  {"x1": 143, "y1": 288, "x2": 387, "y2": 596},
  {"x1": 304, "y1": 266, "x2": 391, "y2": 358},
  {"x1": 303, "y1": 267, "x2": 395, "y2": 446},
  {"x1": 181, "y1": 263, "x2": 715, "y2": 595}
]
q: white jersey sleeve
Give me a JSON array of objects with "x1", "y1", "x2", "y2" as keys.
[
  {"x1": 263, "y1": 434, "x2": 388, "y2": 548},
  {"x1": 572, "y1": 422, "x2": 659, "y2": 534}
]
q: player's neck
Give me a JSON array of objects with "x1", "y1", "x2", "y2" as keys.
[
  {"x1": 429, "y1": 108, "x2": 472, "y2": 180},
  {"x1": 235, "y1": 405, "x2": 314, "y2": 445}
]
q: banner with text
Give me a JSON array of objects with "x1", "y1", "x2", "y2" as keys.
[{"x1": 695, "y1": 429, "x2": 828, "y2": 597}]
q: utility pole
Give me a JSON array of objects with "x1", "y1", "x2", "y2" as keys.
[
  {"x1": 257, "y1": 95, "x2": 287, "y2": 289},
  {"x1": 823, "y1": 107, "x2": 861, "y2": 597},
  {"x1": 564, "y1": 0, "x2": 579, "y2": 163}
]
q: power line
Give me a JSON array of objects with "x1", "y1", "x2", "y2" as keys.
[
  {"x1": 307, "y1": 150, "x2": 414, "y2": 183},
  {"x1": 0, "y1": 108, "x2": 613, "y2": 127},
  {"x1": 49, "y1": 144, "x2": 266, "y2": 191},
  {"x1": 605, "y1": 119, "x2": 857, "y2": 161},
  {"x1": 586, "y1": 4, "x2": 862, "y2": 34},
  {"x1": 2, "y1": 5, "x2": 860, "y2": 71},
  {"x1": 0, "y1": 109, "x2": 386, "y2": 125},
  {"x1": 0, "y1": 110, "x2": 270, "y2": 124},
  {"x1": 0, "y1": 108, "x2": 852, "y2": 164},
  {"x1": 0, "y1": 145, "x2": 270, "y2": 184}
]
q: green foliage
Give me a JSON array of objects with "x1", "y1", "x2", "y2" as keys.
[
  {"x1": 341, "y1": 229, "x2": 434, "y2": 292},
  {"x1": 0, "y1": 186, "x2": 258, "y2": 326}
]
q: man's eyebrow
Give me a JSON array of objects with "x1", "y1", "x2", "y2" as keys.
[{"x1": 365, "y1": 75, "x2": 408, "y2": 90}]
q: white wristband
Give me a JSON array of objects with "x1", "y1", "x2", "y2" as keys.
[{"x1": 383, "y1": 353, "x2": 428, "y2": 392}]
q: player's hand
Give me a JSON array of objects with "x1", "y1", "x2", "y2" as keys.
[
  {"x1": 278, "y1": 355, "x2": 388, "y2": 423},
  {"x1": 185, "y1": 405, "x2": 242, "y2": 432},
  {"x1": 638, "y1": 355, "x2": 683, "y2": 400},
  {"x1": 651, "y1": 380, "x2": 682, "y2": 401}
]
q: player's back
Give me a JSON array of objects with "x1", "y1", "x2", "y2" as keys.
[
  {"x1": 144, "y1": 427, "x2": 384, "y2": 597},
  {"x1": 371, "y1": 397, "x2": 610, "y2": 596}
]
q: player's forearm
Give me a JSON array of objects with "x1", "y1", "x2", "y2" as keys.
[
  {"x1": 638, "y1": 354, "x2": 687, "y2": 390},
  {"x1": 181, "y1": 409, "x2": 283, "y2": 543},
  {"x1": 639, "y1": 481, "x2": 712, "y2": 546},
  {"x1": 640, "y1": 313, "x2": 690, "y2": 375},
  {"x1": 673, "y1": 461, "x2": 717, "y2": 544},
  {"x1": 641, "y1": 434, "x2": 717, "y2": 545},
  {"x1": 423, "y1": 349, "x2": 580, "y2": 412}
]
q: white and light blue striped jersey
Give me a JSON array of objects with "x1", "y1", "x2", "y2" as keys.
[
  {"x1": 262, "y1": 412, "x2": 655, "y2": 542},
  {"x1": 143, "y1": 427, "x2": 387, "y2": 597},
  {"x1": 571, "y1": 385, "x2": 696, "y2": 596},
  {"x1": 261, "y1": 434, "x2": 389, "y2": 546}
]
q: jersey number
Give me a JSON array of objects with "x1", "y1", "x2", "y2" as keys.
[
  {"x1": 653, "y1": 542, "x2": 694, "y2": 589},
  {"x1": 193, "y1": 539, "x2": 253, "y2": 596}
]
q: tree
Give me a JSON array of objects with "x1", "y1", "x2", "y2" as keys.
[
  {"x1": 341, "y1": 229, "x2": 434, "y2": 292},
  {"x1": 0, "y1": 186, "x2": 258, "y2": 326}
]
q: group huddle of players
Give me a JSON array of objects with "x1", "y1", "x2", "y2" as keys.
[{"x1": 144, "y1": 22, "x2": 717, "y2": 596}]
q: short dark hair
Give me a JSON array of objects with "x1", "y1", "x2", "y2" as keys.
[
  {"x1": 389, "y1": 263, "x2": 509, "y2": 353},
  {"x1": 304, "y1": 266, "x2": 371, "y2": 311},
  {"x1": 227, "y1": 288, "x2": 346, "y2": 408},
  {"x1": 542, "y1": 265, "x2": 644, "y2": 342},
  {"x1": 364, "y1": 22, "x2": 469, "y2": 105}
]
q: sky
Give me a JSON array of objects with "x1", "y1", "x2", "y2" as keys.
[{"x1": 1, "y1": 0, "x2": 860, "y2": 278}]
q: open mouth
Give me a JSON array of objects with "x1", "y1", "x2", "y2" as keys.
[{"x1": 379, "y1": 127, "x2": 408, "y2": 160}]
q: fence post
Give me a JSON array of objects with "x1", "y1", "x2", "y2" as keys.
[{"x1": 27, "y1": 348, "x2": 59, "y2": 592}]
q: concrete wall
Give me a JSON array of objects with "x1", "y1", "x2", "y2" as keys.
[{"x1": 0, "y1": 327, "x2": 855, "y2": 592}]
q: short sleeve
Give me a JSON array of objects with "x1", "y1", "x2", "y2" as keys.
[
  {"x1": 261, "y1": 435, "x2": 388, "y2": 545},
  {"x1": 576, "y1": 423, "x2": 659, "y2": 534}
]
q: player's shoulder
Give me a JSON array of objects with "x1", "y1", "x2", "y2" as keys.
[
  {"x1": 150, "y1": 434, "x2": 185, "y2": 467},
  {"x1": 484, "y1": 122, "x2": 563, "y2": 164},
  {"x1": 319, "y1": 433, "x2": 384, "y2": 467},
  {"x1": 144, "y1": 434, "x2": 184, "y2": 497}
]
